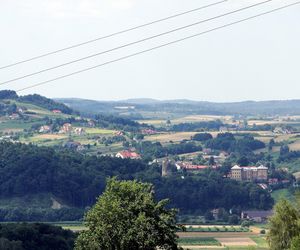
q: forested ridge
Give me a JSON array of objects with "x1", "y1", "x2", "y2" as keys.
[
  {"x1": 0, "y1": 90, "x2": 74, "y2": 115},
  {"x1": 0, "y1": 142, "x2": 273, "y2": 221}
]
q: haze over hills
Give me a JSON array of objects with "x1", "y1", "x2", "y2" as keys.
[{"x1": 56, "y1": 97, "x2": 300, "y2": 117}]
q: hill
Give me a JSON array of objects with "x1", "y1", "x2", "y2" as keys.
[
  {"x1": 56, "y1": 97, "x2": 300, "y2": 117},
  {"x1": 0, "y1": 141, "x2": 273, "y2": 221}
]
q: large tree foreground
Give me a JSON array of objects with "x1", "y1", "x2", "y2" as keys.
[{"x1": 75, "y1": 178, "x2": 183, "y2": 250}]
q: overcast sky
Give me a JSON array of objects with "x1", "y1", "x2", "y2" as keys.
[{"x1": 0, "y1": 0, "x2": 299, "y2": 102}]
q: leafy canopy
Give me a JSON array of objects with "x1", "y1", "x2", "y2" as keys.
[
  {"x1": 267, "y1": 199, "x2": 300, "y2": 250},
  {"x1": 75, "y1": 178, "x2": 182, "y2": 250}
]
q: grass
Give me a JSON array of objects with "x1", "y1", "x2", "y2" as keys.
[
  {"x1": 178, "y1": 237, "x2": 221, "y2": 246},
  {"x1": 85, "y1": 128, "x2": 116, "y2": 135},
  {"x1": 250, "y1": 236, "x2": 268, "y2": 248}
]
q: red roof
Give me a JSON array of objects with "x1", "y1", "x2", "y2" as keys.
[{"x1": 117, "y1": 150, "x2": 141, "y2": 159}]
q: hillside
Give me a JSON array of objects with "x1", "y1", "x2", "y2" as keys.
[
  {"x1": 56, "y1": 97, "x2": 300, "y2": 118},
  {"x1": 0, "y1": 141, "x2": 273, "y2": 222}
]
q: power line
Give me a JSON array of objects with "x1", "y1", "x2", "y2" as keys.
[
  {"x1": 0, "y1": 0, "x2": 227, "y2": 70},
  {"x1": 0, "y1": 0, "x2": 273, "y2": 86},
  {"x1": 16, "y1": 1, "x2": 300, "y2": 93}
]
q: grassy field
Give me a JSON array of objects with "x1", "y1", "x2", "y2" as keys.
[
  {"x1": 178, "y1": 237, "x2": 221, "y2": 246},
  {"x1": 84, "y1": 128, "x2": 116, "y2": 135}
]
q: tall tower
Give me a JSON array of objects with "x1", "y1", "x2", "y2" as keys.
[{"x1": 162, "y1": 159, "x2": 170, "y2": 177}]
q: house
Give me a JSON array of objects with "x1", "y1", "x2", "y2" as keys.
[
  {"x1": 241, "y1": 210, "x2": 273, "y2": 223},
  {"x1": 52, "y1": 109, "x2": 62, "y2": 114},
  {"x1": 230, "y1": 165, "x2": 268, "y2": 182},
  {"x1": 273, "y1": 126, "x2": 292, "y2": 135},
  {"x1": 116, "y1": 150, "x2": 141, "y2": 160},
  {"x1": 39, "y1": 125, "x2": 51, "y2": 133},
  {"x1": 115, "y1": 131, "x2": 124, "y2": 136},
  {"x1": 87, "y1": 120, "x2": 96, "y2": 128},
  {"x1": 141, "y1": 129, "x2": 157, "y2": 135},
  {"x1": 74, "y1": 127, "x2": 85, "y2": 135},
  {"x1": 9, "y1": 113, "x2": 20, "y2": 120},
  {"x1": 60, "y1": 123, "x2": 72, "y2": 133}
]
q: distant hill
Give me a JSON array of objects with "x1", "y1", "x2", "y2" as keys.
[
  {"x1": 0, "y1": 90, "x2": 75, "y2": 115},
  {"x1": 56, "y1": 97, "x2": 300, "y2": 117}
]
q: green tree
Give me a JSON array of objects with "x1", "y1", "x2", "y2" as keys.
[
  {"x1": 267, "y1": 199, "x2": 300, "y2": 250},
  {"x1": 75, "y1": 178, "x2": 182, "y2": 250},
  {"x1": 290, "y1": 235, "x2": 300, "y2": 250}
]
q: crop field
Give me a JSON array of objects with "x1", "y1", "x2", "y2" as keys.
[
  {"x1": 138, "y1": 115, "x2": 233, "y2": 127},
  {"x1": 32, "y1": 134, "x2": 68, "y2": 140},
  {"x1": 145, "y1": 132, "x2": 198, "y2": 144},
  {"x1": 85, "y1": 128, "x2": 116, "y2": 135},
  {"x1": 216, "y1": 237, "x2": 256, "y2": 247},
  {"x1": 288, "y1": 140, "x2": 300, "y2": 151},
  {"x1": 185, "y1": 226, "x2": 249, "y2": 233},
  {"x1": 178, "y1": 237, "x2": 221, "y2": 246}
]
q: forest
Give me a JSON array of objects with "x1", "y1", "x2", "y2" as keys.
[{"x1": 0, "y1": 142, "x2": 274, "y2": 221}]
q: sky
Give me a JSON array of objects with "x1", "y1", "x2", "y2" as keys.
[{"x1": 0, "y1": 0, "x2": 299, "y2": 102}]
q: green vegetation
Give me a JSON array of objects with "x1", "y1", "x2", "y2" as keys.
[
  {"x1": 267, "y1": 198, "x2": 300, "y2": 250},
  {"x1": 178, "y1": 237, "x2": 220, "y2": 246},
  {"x1": 75, "y1": 178, "x2": 182, "y2": 250},
  {"x1": 185, "y1": 226, "x2": 249, "y2": 232},
  {"x1": 0, "y1": 223, "x2": 76, "y2": 250},
  {"x1": 0, "y1": 141, "x2": 274, "y2": 221},
  {"x1": 271, "y1": 188, "x2": 295, "y2": 204}
]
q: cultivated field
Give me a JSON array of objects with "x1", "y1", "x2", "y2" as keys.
[{"x1": 145, "y1": 132, "x2": 198, "y2": 144}]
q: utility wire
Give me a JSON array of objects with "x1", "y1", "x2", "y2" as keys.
[
  {"x1": 0, "y1": 0, "x2": 227, "y2": 70},
  {"x1": 16, "y1": 1, "x2": 300, "y2": 93},
  {"x1": 0, "y1": 0, "x2": 273, "y2": 86}
]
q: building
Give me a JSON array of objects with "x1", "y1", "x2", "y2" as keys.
[
  {"x1": 39, "y1": 125, "x2": 51, "y2": 133},
  {"x1": 141, "y1": 129, "x2": 157, "y2": 135},
  {"x1": 162, "y1": 159, "x2": 171, "y2": 177},
  {"x1": 52, "y1": 109, "x2": 62, "y2": 114},
  {"x1": 230, "y1": 165, "x2": 268, "y2": 182},
  {"x1": 60, "y1": 123, "x2": 72, "y2": 133},
  {"x1": 74, "y1": 127, "x2": 85, "y2": 135},
  {"x1": 116, "y1": 150, "x2": 141, "y2": 160},
  {"x1": 175, "y1": 162, "x2": 217, "y2": 171},
  {"x1": 241, "y1": 210, "x2": 273, "y2": 223}
]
